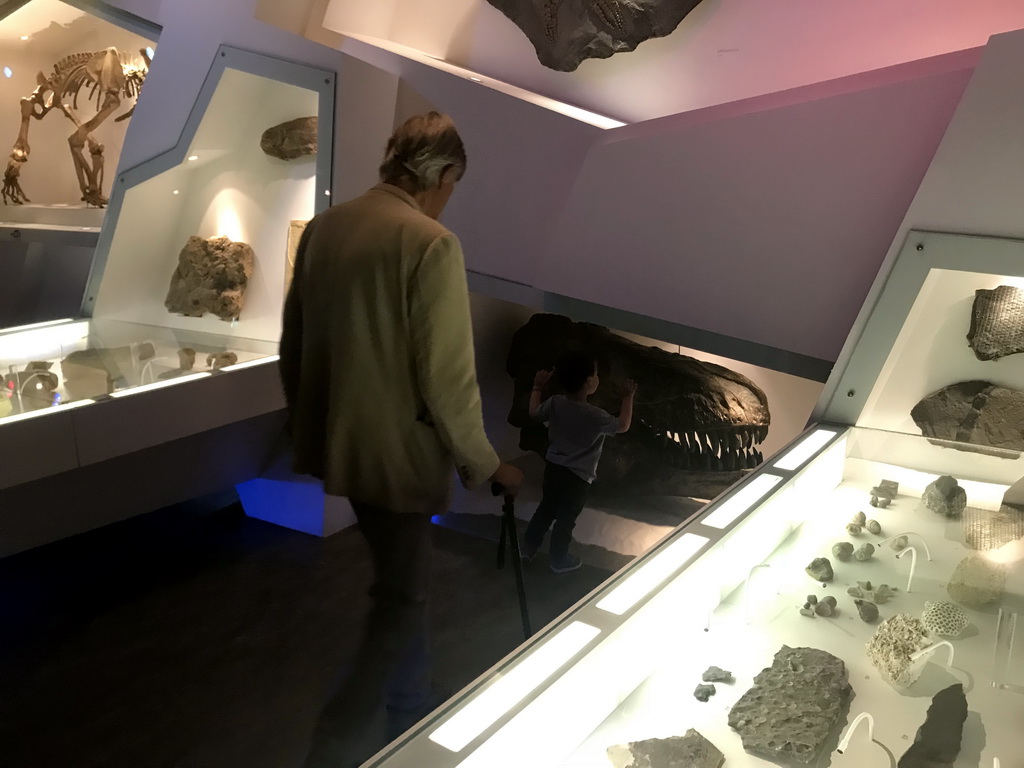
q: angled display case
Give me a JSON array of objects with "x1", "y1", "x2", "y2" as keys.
[
  {"x1": 368, "y1": 230, "x2": 1024, "y2": 768},
  {"x1": 0, "y1": 44, "x2": 335, "y2": 556}
]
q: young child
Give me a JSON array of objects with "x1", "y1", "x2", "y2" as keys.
[{"x1": 523, "y1": 350, "x2": 636, "y2": 573}]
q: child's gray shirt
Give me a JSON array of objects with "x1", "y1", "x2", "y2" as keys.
[{"x1": 534, "y1": 395, "x2": 620, "y2": 483}]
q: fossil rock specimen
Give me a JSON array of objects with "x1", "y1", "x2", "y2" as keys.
[
  {"x1": 260, "y1": 116, "x2": 317, "y2": 160},
  {"x1": 178, "y1": 348, "x2": 196, "y2": 370},
  {"x1": 963, "y1": 505, "x2": 1024, "y2": 550},
  {"x1": 921, "y1": 601, "x2": 968, "y2": 638},
  {"x1": 851, "y1": 510, "x2": 866, "y2": 525},
  {"x1": 607, "y1": 729, "x2": 724, "y2": 768},
  {"x1": 967, "y1": 285, "x2": 1024, "y2": 361},
  {"x1": 890, "y1": 535, "x2": 909, "y2": 552},
  {"x1": 846, "y1": 523, "x2": 862, "y2": 535},
  {"x1": 165, "y1": 235, "x2": 255, "y2": 321},
  {"x1": 854, "y1": 543, "x2": 875, "y2": 561},
  {"x1": 507, "y1": 314, "x2": 770, "y2": 494},
  {"x1": 814, "y1": 595, "x2": 837, "y2": 617},
  {"x1": 728, "y1": 646, "x2": 851, "y2": 764},
  {"x1": 847, "y1": 581, "x2": 895, "y2": 604},
  {"x1": 206, "y1": 351, "x2": 238, "y2": 370},
  {"x1": 854, "y1": 599, "x2": 879, "y2": 623},
  {"x1": 832, "y1": 542, "x2": 853, "y2": 561},
  {"x1": 693, "y1": 683, "x2": 715, "y2": 702},
  {"x1": 947, "y1": 554, "x2": 1006, "y2": 607},
  {"x1": 486, "y1": 0, "x2": 706, "y2": 72},
  {"x1": 923, "y1": 475, "x2": 967, "y2": 519},
  {"x1": 912, "y1": 381, "x2": 1024, "y2": 454},
  {"x1": 866, "y1": 613, "x2": 932, "y2": 688},
  {"x1": 897, "y1": 684, "x2": 967, "y2": 768},
  {"x1": 870, "y1": 479, "x2": 898, "y2": 507},
  {"x1": 805, "y1": 557, "x2": 833, "y2": 582},
  {"x1": 800, "y1": 595, "x2": 818, "y2": 617},
  {"x1": 701, "y1": 666, "x2": 731, "y2": 682},
  {"x1": 866, "y1": 519, "x2": 881, "y2": 534}
]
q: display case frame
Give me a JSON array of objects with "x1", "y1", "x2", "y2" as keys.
[{"x1": 368, "y1": 229, "x2": 1024, "y2": 767}]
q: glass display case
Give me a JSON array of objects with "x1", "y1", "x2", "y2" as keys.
[{"x1": 367, "y1": 230, "x2": 1024, "y2": 768}]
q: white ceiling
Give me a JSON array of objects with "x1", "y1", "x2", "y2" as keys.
[{"x1": 0, "y1": 0, "x2": 153, "y2": 55}]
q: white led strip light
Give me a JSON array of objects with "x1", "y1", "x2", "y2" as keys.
[
  {"x1": 0, "y1": 398, "x2": 95, "y2": 425},
  {"x1": 596, "y1": 533, "x2": 709, "y2": 616},
  {"x1": 429, "y1": 622, "x2": 601, "y2": 752},
  {"x1": 700, "y1": 473, "x2": 785, "y2": 529},
  {"x1": 108, "y1": 372, "x2": 211, "y2": 397},
  {"x1": 772, "y1": 428, "x2": 839, "y2": 471}
]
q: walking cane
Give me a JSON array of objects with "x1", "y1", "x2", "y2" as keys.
[{"x1": 492, "y1": 483, "x2": 532, "y2": 639}]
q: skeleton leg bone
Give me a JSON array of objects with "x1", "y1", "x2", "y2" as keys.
[{"x1": 65, "y1": 89, "x2": 120, "y2": 207}]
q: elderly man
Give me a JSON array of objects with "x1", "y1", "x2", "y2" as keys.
[{"x1": 280, "y1": 112, "x2": 522, "y2": 765}]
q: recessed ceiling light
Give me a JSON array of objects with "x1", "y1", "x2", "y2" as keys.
[
  {"x1": 187, "y1": 155, "x2": 198, "y2": 161},
  {"x1": 172, "y1": 189, "x2": 179, "y2": 195},
  {"x1": 324, "y1": 190, "x2": 330, "y2": 196},
  {"x1": 20, "y1": 35, "x2": 29, "y2": 41},
  {"x1": 3, "y1": 67, "x2": 12, "y2": 79}
]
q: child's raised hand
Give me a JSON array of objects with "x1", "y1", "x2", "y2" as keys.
[
  {"x1": 533, "y1": 369, "x2": 553, "y2": 389},
  {"x1": 623, "y1": 379, "x2": 638, "y2": 397}
]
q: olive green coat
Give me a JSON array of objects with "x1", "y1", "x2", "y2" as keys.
[{"x1": 279, "y1": 184, "x2": 500, "y2": 515}]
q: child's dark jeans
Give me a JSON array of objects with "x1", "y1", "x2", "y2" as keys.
[{"x1": 524, "y1": 461, "x2": 590, "y2": 559}]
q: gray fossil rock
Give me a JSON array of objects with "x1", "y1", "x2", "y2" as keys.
[
  {"x1": 912, "y1": 380, "x2": 1024, "y2": 454},
  {"x1": 693, "y1": 683, "x2": 715, "y2": 702},
  {"x1": 854, "y1": 599, "x2": 879, "y2": 623},
  {"x1": 847, "y1": 581, "x2": 895, "y2": 604},
  {"x1": 701, "y1": 666, "x2": 731, "y2": 683},
  {"x1": 889, "y1": 535, "x2": 909, "y2": 552},
  {"x1": 854, "y1": 543, "x2": 875, "y2": 561},
  {"x1": 814, "y1": 595, "x2": 837, "y2": 617},
  {"x1": 728, "y1": 646, "x2": 852, "y2": 764},
  {"x1": 947, "y1": 554, "x2": 1006, "y2": 607},
  {"x1": 832, "y1": 542, "x2": 854, "y2": 561},
  {"x1": 870, "y1": 479, "x2": 898, "y2": 507},
  {"x1": 897, "y1": 684, "x2": 967, "y2": 768},
  {"x1": 923, "y1": 475, "x2": 967, "y2": 519},
  {"x1": 486, "y1": 0, "x2": 706, "y2": 72},
  {"x1": 607, "y1": 729, "x2": 724, "y2": 768},
  {"x1": 260, "y1": 116, "x2": 317, "y2": 160},
  {"x1": 507, "y1": 314, "x2": 770, "y2": 495},
  {"x1": 967, "y1": 285, "x2": 1024, "y2": 361},
  {"x1": 805, "y1": 557, "x2": 833, "y2": 582},
  {"x1": 164, "y1": 235, "x2": 255, "y2": 321},
  {"x1": 866, "y1": 519, "x2": 881, "y2": 534}
]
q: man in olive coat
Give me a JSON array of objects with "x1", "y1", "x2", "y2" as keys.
[{"x1": 281, "y1": 113, "x2": 522, "y2": 765}]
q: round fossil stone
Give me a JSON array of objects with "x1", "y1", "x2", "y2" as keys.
[
  {"x1": 832, "y1": 542, "x2": 854, "y2": 561},
  {"x1": 854, "y1": 543, "x2": 875, "y2": 561},
  {"x1": 805, "y1": 557, "x2": 834, "y2": 582}
]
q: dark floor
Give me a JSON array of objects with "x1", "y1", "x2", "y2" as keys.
[{"x1": 0, "y1": 499, "x2": 624, "y2": 768}]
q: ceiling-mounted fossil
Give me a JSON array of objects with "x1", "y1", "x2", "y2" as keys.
[{"x1": 486, "y1": 0, "x2": 706, "y2": 72}]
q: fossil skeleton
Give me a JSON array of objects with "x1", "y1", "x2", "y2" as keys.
[
  {"x1": 506, "y1": 314, "x2": 770, "y2": 494},
  {"x1": 2, "y1": 47, "x2": 150, "y2": 208}
]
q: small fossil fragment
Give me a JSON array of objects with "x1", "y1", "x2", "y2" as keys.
[
  {"x1": 854, "y1": 543, "x2": 875, "y2": 561},
  {"x1": 846, "y1": 523, "x2": 863, "y2": 535},
  {"x1": 702, "y1": 665, "x2": 733, "y2": 682},
  {"x1": 870, "y1": 479, "x2": 898, "y2": 507},
  {"x1": 889, "y1": 535, "x2": 909, "y2": 552},
  {"x1": 866, "y1": 519, "x2": 882, "y2": 535},
  {"x1": 800, "y1": 604, "x2": 816, "y2": 617},
  {"x1": 923, "y1": 475, "x2": 967, "y2": 519},
  {"x1": 855, "y1": 599, "x2": 879, "y2": 623},
  {"x1": 694, "y1": 683, "x2": 716, "y2": 702},
  {"x1": 921, "y1": 601, "x2": 969, "y2": 638},
  {"x1": 805, "y1": 557, "x2": 834, "y2": 582},
  {"x1": 851, "y1": 511, "x2": 867, "y2": 525},
  {"x1": 815, "y1": 596, "x2": 837, "y2": 617},
  {"x1": 832, "y1": 542, "x2": 854, "y2": 561},
  {"x1": 806, "y1": 595, "x2": 818, "y2": 605}
]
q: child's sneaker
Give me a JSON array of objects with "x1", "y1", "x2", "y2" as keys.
[
  {"x1": 549, "y1": 553, "x2": 582, "y2": 574},
  {"x1": 520, "y1": 538, "x2": 540, "y2": 563}
]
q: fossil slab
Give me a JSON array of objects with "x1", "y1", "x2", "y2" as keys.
[
  {"x1": 967, "y1": 284, "x2": 1024, "y2": 361},
  {"x1": 947, "y1": 554, "x2": 1006, "y2": 607},
  {"x1": 486, "y1": 0, "x2": 706, "y2": 72},
  {"x1": 260, "y1": 116, "x2": 317, "y2": 160},
  {"x1": 727, "y1": 646, "x2": 851, "y2": 764},
  {"x1": 607, "y1": 729, "x2": 724, "y2": 768},
  {"x1": 897, "y1": 684, "x2": 967, "y2": 768},
  {"x1": 165, "y1": 235, "x2": 255, "y2": 321},
  {"x1": 911, "y1": 380, "x2": 1024, "y2": 454},
  {"x1": 866, "y1": 614, "x2": 932, "y2": 688},
  {"x1": 963, "y1": 505, "x2": 1024, "y2": 550}
]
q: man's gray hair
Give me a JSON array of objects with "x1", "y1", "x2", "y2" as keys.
[{"x1": 379, "y1": 112, "x2": 466, "y2": 192}]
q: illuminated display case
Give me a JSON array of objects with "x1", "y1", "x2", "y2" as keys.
[
  {"x1": 0, "y1": 46, "x2": 333, "y2": 426},
  {"x1": 367, "y1": 230, "x2": 1024, "y2": 768}
]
